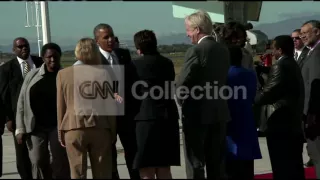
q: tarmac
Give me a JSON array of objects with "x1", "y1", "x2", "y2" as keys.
[{"x1": 0, "y1": 129, "x2": 311, "y2": 179}]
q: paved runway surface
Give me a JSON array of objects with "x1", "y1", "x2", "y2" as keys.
[{"x1": 0, "y1": 130, "x2": 311, "y2": 179}]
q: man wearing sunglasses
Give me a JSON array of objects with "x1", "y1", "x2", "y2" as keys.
[
  {"x1": 292, "y1": 29, "x2": 310, "y2": 69},
  {"x1": 0, "y1": 37, "x2": 43, "y2": 179}
]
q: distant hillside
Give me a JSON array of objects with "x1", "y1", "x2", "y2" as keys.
[
  {"x1": 254, "y1": 14, "x2": 320, "y2": 38},
  {"x1": 0, "y1": 34, "x2": 191, "y2": 53},
  {"x1": 3, "y1": 14, "x2": 318, "y2": 53}
]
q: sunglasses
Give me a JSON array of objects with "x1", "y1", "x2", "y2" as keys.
[
  {"x1": 16, "y1": 45, "x2": 29, "y2": 49},
  {"x1": 292, "y1": 37, "x2": 301, "y2": 40}
]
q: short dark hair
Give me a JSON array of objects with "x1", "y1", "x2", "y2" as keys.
[
  {"x1": 134, "y1": 30, "x2": 158, "y2": 55},
  {"x1": 273, "y1": 35, "x2": 294, "y2": 57},
  {"x1": 292, "y1": 29, "x2": 301, "y2": 33},
  {"x1": 93, "y1": 23, "x2": 113, "y2": 40},
  {"x1": 302, "y1": 20, "x2": 320, "y2": 29},
  {"x1": 114, "y1": 36, "x2": 119, "y2": 43},
  {"x1": 228, "y1": 45, "x2": 243, "y2": 66},
  {"x1": 41, "y1": 43, "x2": 62, "y2": 57},
  {"x1": 244, "y1": 23, "x2": 253, "y2": 30},
  {"x1": 220, "y1": 21, "x2": 247, "y2": 45},
  {"x1": 12, "y1": 37, "x2": 28, "y2": 47}
]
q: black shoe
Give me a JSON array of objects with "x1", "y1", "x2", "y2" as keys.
[{"x1": 305, "y1": 159, "x2": 314, "y2": 167}]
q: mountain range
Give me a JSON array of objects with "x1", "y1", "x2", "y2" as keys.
[{"x1": 0, "y1": 14, "x2": 319, "y2": 53}]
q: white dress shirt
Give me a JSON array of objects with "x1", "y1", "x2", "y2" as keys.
[
  {"x1": 294, "y1": 47, "x2": 305, "y2": 60},
  {"x1": 99, "y1": 47, "x2": 120, "y2": 66},
  {"x1": 16, "y1": 56, "x2": 36, "y2": 76},
  {"x1": 99, "y1": 47, "x2": 123, "y2": 93}
]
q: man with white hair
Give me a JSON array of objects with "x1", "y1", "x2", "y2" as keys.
[{"x1": 176, "y1": 10, "x2": 230, "y2": 179}]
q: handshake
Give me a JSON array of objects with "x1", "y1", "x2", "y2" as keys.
[{"x1": 114, "y1": 93, "x2": 123, "y2": 104}]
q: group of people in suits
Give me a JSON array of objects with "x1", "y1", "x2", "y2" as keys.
[
  {"x1": 0, "y1": 22, "x2": 181, "y2": 178},
  {"x1": 1, "y1": 8, "x2": 320, "y2": 180},
  {"x1": 251, "y1": 20, "x2": 320, "y2": 179}
]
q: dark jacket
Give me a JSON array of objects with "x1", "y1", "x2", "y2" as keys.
[
  {"x1": 132, "y1": 54, "x2": 179, "y2": 121},
  {"x1": 0, "y1": 56, "x2": 42, "y2": 129},
  {"x1": 296, "y1": 47, "x2": 309, "y2": 70},
  {"x1": 100, "y1": 48, "x2": 141, "y2": 120},
  {"x1": 255, "y1": 56, "x2": 304, "y2": 133},
  {"x1": 176, "y1": 36, "x2": 231, "y2": 124}
]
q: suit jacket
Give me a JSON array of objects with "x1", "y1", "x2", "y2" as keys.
[
  {"x1": 302, "y1": 44, "x2": 320, "y2": 116},
  {"x1": 0, "y1": 98, "x2": 5, "y2": 135},
  {"x1": 176, "y1": 36, "x2": 231, "y2": 124},
  {"x1": 100, "y1": 48, "x2": 141, "y2": 120},
  {"x1": 296, "y1": 47, "x2": 309, "y2": 70},
  {"x1": 132, "y1": 53, "x2": 179, "y2": 121},
  {"x1": 255, "y1": 56, "x2": 304, "y2": 133},
  {"x1": 56, "y1": 65, "x2": 117, "y2": 142},
  {"x1": 0, "y1": 56, "x2": 42, "y2": 129},
  {"x1": 15, "y1": 64, "x2": 59, "y2": 135},
  {"x1": 227, "y1": 66, "x2": 261, "y2": 160}
]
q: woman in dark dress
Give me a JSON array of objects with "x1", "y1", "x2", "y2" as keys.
[{"x1": 132, "y1": 30, "x2": 180, "y2": 179}]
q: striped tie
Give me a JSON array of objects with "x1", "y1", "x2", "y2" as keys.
[
  {"x1": 294, "y1": 52, "x2": 298, "y2": 61},
  {"x1": 23, "y1": 61, "x2": 30, "y2": 77}
]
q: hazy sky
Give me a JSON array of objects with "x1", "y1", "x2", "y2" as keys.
[{"x1": 0, "y1": 1, "x2": 319, "y2": 44}]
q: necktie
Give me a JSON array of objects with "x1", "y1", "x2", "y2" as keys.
[
  {"x1": 23, "y1": 61, "x2": 30, "y2": 77},
  {"x1": 294, "y1": 52, "x2": 298, "y2": 61},
  {"x1": 108, "y1": 55, "x2": 113, "y2": 67}
]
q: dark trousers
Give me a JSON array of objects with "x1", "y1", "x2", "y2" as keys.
[
  {"x1": 266, "y1": 131, "x2": 305, "y2": 179},
  {"x1": 12, "y1": 132, "x2": 33, "y2": 179},
  {"x1": 226, "y1": 159, "x2": 254, "y2": 179},
  {"x1": 112, "y1": 118, "x2": 140, "y2": 179},
  {"x1": 0, "y1": 135, "x2": 2, "y2": 177},
  {"x1": 182, "y1": 121, "x2": 226, "y2": 179}
]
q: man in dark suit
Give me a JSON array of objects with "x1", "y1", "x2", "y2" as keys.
[
  {"x1": 0, "y1": 98, "x2": 5, "y2": 177},
  {"x1": 291, "y1": 28, "x2": 313, "y2": 167},
  {"x1": 0, "y1": 37, "x2": 43, "y2": 179},
  {"x1": 176, "y1": 10, "x2": 230, "y2": 179},
  {"x1": 93, "y1": 23, "x2": 140, "y2": 179},
  {"x1": 292, "y1": 29, "x2": 310, "y2": 70},
  {"x1": 255, "y1": 35, "x2": 305, "y2": 179},
  {"x1": 300, "y1": 20, "x2": 320, "y2": 179}
]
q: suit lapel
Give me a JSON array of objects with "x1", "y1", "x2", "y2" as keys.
[
  {"x1": 100, "y1": 53, "x2": 110, "y2": 65},
  {"x1": 297, "y1": 47, "x2": 310, "y2": 68},
  {"x1": 113, "y1": 48, "x2": 125, "y2": 65},
  {"x1": 12, "y1": 58, "x2": 23, "y2": 81}
]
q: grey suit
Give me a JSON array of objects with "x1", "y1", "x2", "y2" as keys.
[
  {"x1": 176, "y1": 36, "x2": 230, "y2": 179},
  {"x1": 297, "y1": 47, "x2": 310, "y2": 70},
  {"x1": 15, "y1": 64, "x2": 70, "y2": 179},
  {"x1": 302, "y1": 44, "x2": 320, "y2": 178}
]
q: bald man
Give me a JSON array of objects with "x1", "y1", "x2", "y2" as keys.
[{"x1": 0, "y1": 37, "x2": 43, "y2": 179}]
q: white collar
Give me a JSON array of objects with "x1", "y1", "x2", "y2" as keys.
[
  {"x1": 277, "y1": 56, "x2": 284, "y2": 61},
  {"x1": 99, "y1": 46, "x2": 116, "y2": 59},
  {"x1": 295, "y1": 46, "x2": 305, "y2": 52},
  {"x1": 198, "y1": 35, "x2": 210, "y2": 44},
  {"x1": 17, "y1": 56, "x2": 32, "y2": 64}
]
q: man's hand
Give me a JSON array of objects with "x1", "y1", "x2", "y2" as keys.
[
  {"x1": 6, "y1": 120, "x2": 13, "y2": 132},
  {"x1": 305, "y1": 114, "x2": 320, "y2": 140},
  {"x1": 114, "y1": 93, "x2": 123, "y2": 104},
  {"x1": 16, "y1": 133, "x2": 24, "y2": 144},
  {"x1": 307, "y1": 114, "x2": 317, "y2": 127}
]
